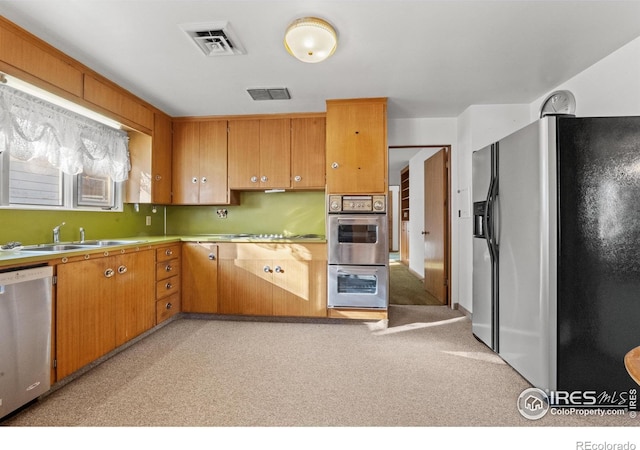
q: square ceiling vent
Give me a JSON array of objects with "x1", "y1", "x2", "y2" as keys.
[
  {"x1": 179, "y1": 21, "x2": 246, "y2": 56},
  {"x1": 247, "y1": 88, "x2": 291, "y2": 101}
]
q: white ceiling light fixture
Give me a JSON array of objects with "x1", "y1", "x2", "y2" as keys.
[{"x1": 284, "y1": 17, "x2": 337, "y2": 63}]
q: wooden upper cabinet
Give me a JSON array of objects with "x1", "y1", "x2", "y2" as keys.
[
  {"x1": 260, "y1": 118, "x2": 291, "y2": 188},
  {"x1": 227, "y1": 119, "x2": 259, "y2": 189},
  {"x1": 228, "y1": 118, "x2": 291, "y2": 189},
  {"x1": 172, "y1": 120, "x2": 229, "y2": 205},
  {"x1": 291, "y1": 117, "x2": 326, "y2": 189},
  {"x1": 326, "y1": 98, "x2": 388, "y2": 194},
  {"x1": 125, "y1": 112, "x2": 173, "y2": 204},
  {"x1": 151, "y1": 112, "x2": 173, "y2": 204},
  {"x1": 0, "y1": 18, "x2": 83, "y2": 97},
  {"x1": 83, "y1": 74, "x2": 154, "y2": 131}
]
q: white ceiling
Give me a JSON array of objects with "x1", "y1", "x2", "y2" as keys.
[
  {"x1": 3, "y1": 0, "x2": 640, "y2": 120},
  {"x1": 3, "y1": 1, "x2": 640, "y2": 181}
]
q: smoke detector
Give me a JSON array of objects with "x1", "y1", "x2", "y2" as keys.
[{"x1": 180, "y1": 21, "x2": 246, "y2": 56}]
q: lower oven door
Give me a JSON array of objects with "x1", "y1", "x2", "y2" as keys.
[{"x1": 328, "y1": 265, "x2": 388, "y2": 309}]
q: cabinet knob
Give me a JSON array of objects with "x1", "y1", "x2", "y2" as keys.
[
  {"x1": 117, "y1": 265, "x2": 127, "y2": 274},
  {"x1": 263, "y1": 265, "x2": 272, "y2": 273},
  {"x1": 155, "y1": 174, "x2": 162, "y2": 181},
  {"x1": 166, "y1": 302, "x2": 173, "y2": 310},
  {"x1": 192, "y1": 177, "x2": 198, "y2": 184},
  {"x1": 421, "y1": 231, "x2": 430, "y2": 235},
  {"x1": 294, "y1": 175, "x2": 302, "y2": 182},
  {"x1": 201, "y1": 177, "x2": 207, "y2": 184},
  {"x1": 331, "y1": 162, "x2": 339, "y2": 169},
  {"x1": 165, "y1": 249, "x2": 173, "y2": 256},
  {"x1": 250, "y1": 176, "x2": 258, "y2": 183},
  {"x1": 274, "y1": 266, "x2": 283, "y2": 274},
  {"x1": 104, "y1": 268, "x2": 114, "y2": 278},
  {"x1": 261, "y1": 175, "x2": 268, "y2": 183},
  {"x1": 208, "y1": 253, "x2": 216, "y2": 260},
  {"x1": 165, "y1": 264, "x2": 173, "y2": 272},
  {"x1": 165, "y1": 282, "x2": 173, "y2": 290}
]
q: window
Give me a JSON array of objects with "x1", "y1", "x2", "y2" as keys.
[
  {"x1": 1, "y1": 151, "x2": 121, "y2": 210},
  {"x1": 0, "y1": 77, "x2": 128, "y2": 211}
]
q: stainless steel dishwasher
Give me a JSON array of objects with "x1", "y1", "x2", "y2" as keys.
[{"x1": 0, "y1": 265, "x2": 53, "y2": 419}]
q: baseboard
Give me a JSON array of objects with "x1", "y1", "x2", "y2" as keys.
[{"x1": 456, "y1": 303, "x2": 472, "y2": 319}]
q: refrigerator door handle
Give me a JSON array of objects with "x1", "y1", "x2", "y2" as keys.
[{"x1": 484, "y1": 176, "x2": 496, "y2": 261}]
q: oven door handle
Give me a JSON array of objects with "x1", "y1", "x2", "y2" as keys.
[
  {"x1": 336, "y1": 268, "x2": 382, "y2": 275},
  {"x1": 336, "y1": 218, "x2": 381, "y2": 225}
]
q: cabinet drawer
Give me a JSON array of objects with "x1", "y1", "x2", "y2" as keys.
[
  {"x1": 156, "y1": 259, "x2": 180, "y2": 281},
  {"x1": 156, "y1": 293, "x2": 180, "y2": 324},
  {"x1": 156, "y1": 244, "x2": 180, "y2": 262},
  {"x1": 156, "y1": 275, "x2": 180, "y2": 299}
]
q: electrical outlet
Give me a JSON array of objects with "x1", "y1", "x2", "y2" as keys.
[
  {"x1": 216, "y1": 209, "x2": 228, "y2": 218},
  {"x1": 145, "y1": 216, "x2": 151, "y2": 226}
]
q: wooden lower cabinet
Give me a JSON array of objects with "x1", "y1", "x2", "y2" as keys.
[
  {"x1": 182, "y1": 242, "x2": 218, "y2": 313},
  {"x1": 217, "y1": 243, "x2": 327, "y2": 317},
  {"x1": 55, "y1": 250, "x2": 154, "y2": 380}
]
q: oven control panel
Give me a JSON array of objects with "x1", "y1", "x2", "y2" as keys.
[{"x1": 328, "y1": 195, "x2": 386, "y2": 213}]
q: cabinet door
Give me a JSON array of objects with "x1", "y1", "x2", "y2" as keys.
[
  {"x1": 291, "y1": 117, "x2": 326, "y2": 189},
  {"x1": 326, "y1": 98, "x2": 387, "y2": 194},
  {"x1": 182, "y1": 243, "x2": 218, "y2": 313},
  {"x1": 271, "y1": 258, "x2": 327, "y2": 317},
  {"x1": 259, "y1": 118, "x2": 291, "y2": 188},
  {"x1": 56, "y1": 258, "x2": 116, "y2": 380},
  {"x1": 152, "y1": 112, "x2": 173, "y2": 204},
  {"x1": 115, "y1": 250, "x2": 155, "y2": 347},
  {"x1": 199, "y1": 121, "x2": 229, "y2": 204},
  {"x1": 228, "y1": 119, "x2": 260, "y2": 189},
  {"x1": 172, "y1": 121, "x2": 200, "y2": 204},
  {"x1": 217, "y1": 244, "x2": 272, "y2": 315}
]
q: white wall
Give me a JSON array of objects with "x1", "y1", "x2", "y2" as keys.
[{"x1": 529, "y1": 35, "x2": 640, "y2": 119}]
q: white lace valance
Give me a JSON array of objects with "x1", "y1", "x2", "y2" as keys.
[{"x1": 0, "y1": 84, "x2": 130, "y2": 182}]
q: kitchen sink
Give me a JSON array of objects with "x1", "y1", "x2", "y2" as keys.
[
  {"x1": 22, "y1": 240, "x2": 146, "y2": 252},
  {"x1": 75, "y1": 239, "x2": 146, "y2": 246},
  {"x1": 22, "y1": 244, "x2": 94, "y2": 252}
]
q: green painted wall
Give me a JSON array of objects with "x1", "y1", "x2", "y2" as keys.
[
  {"x1": 166, "y1": 191, "x2": 326, "y2": 236},
  {"x1": 0, "y1": 191, "x2": 326, "y2": 245},
  {"x1": 0, "y1": 203, "x2": 163, "y2": 245}
]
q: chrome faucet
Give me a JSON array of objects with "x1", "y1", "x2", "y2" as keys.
[
  {"x1": 52, "y1": 222, "x2": 65, "y2": 243},
  {"x1": 79, "y1": 227, "x2": 85, "y2": 243}
]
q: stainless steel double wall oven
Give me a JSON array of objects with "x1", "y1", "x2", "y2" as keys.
[{"x1": 327, "y1": 194, "x2": 389, "y2": 309}]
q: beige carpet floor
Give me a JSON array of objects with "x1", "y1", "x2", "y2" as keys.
[{"x1": 3, "y1": 305, "x2": 637, "y2": 429}]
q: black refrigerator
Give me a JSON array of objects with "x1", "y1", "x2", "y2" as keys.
[{"x1": 472, "y1": 115, "x2": 640, "y2": 401}]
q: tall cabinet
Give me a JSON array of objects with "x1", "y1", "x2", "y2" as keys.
[{"x1": 325, "y1": 98, "x2": 388, "y2": 194}]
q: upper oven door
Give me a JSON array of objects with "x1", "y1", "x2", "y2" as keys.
[{"x1": 328, "y1": 214, "x2": 388, "y2": 265}]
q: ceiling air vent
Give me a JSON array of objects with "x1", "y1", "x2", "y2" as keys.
[
  {"x1": 247, "y1": 88, "x2": 291, "y2": 101},
  {"x1": 179, "y1": 21, "x2": 246, "y2": 56}
]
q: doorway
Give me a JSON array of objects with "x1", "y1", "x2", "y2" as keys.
[{"x1": 388, "y1": 145, "x2": 452, "y2": 307}]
